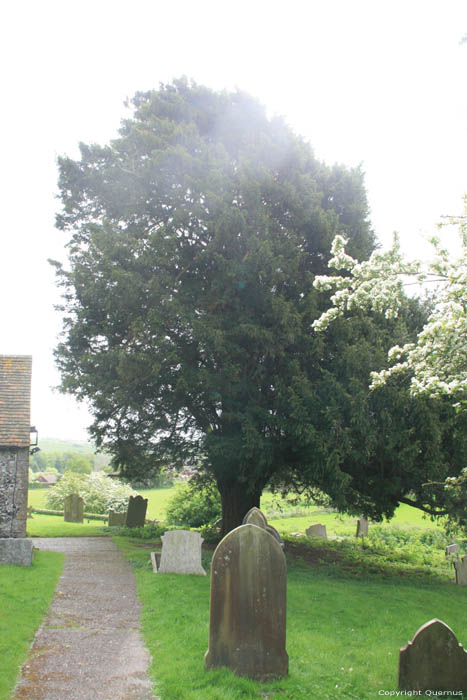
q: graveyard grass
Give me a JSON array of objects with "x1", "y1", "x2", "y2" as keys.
[
  {"x1": 0, "y1": 550, "x2": 64, "y2": 700},
  {"x1": 115, "y1": 535, "x2": 467, "y2": 700}
]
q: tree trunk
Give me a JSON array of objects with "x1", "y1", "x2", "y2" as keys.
[{"x1": 218, "y1": 480, "x2": 262, "y2": 538}]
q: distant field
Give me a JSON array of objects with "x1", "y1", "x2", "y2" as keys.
[{"x1": 38, "y1": 438, "x2": 95, "y2": 453}]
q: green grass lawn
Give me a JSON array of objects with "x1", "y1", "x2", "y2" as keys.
[
  {"x1": 115, "y1": 535, "x2": 466, "y2": 700},
  {"x1": 26, "y1": 514, "x2": 109, "y2": 537},
  {"x1": 26, "y1": 485, "x2": 448, "y2": 541},
  {"x1": 0, "y1": 550, "x2": 64, "y2": 700}
]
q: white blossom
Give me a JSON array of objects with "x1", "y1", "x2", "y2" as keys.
[{"x1": 313, "y1": 198, "x2": 467, "y2": 406}]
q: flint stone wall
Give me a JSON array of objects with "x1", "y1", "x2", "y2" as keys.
[{"x1": 0, "y1": 447, "x2": 29, "y2": 537}]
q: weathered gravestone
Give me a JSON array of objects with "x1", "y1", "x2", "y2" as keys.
[
  {"x1": 0, "y1": 538, "x2": 34, "y2": 566},
  {"x1": 150, "y1": 551, "x2": 161, "y2": 573},
  {"x1": 356, "y1": 517, "x2": 368, "y2": 537},
  {"x1": 454, "y1": 555, "x2": 467, "y2": 586},
  {"x1": 157, "y1": 530, "x2": 206, "y2": 575},
  {"x1": 306, "y1": 523, "x2": 327, "y2": 540},
  {"x1": 125, "y1": 495, "x2": 148, "y2": 528},
  {"x1": 205, "y1": 523, "x2": 288, "y2": 680},
  {"x1": 64, "y1": 494, "x2": 84, "y2": 523},
  {"x1": 398, "y1": 619, "x2": 467, "y2": 693},
  {"x1": 108, "y1": 510, "x2": 127, "y2": 527},
  {"x1": 446, "y1": 543, "x2": 460, "y2": 559},
  {"x1": 243, "y1": 506, "x2": 267, "y2": 528},
  {"x1": 243, "y1": 507, "x2": 284, "y2": 548}
]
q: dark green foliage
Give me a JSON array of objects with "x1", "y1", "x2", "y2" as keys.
[
  {"x1": 165, "y1": 481, "x2": 222, "y2": 528},
  {"x1": 51, "y1": 78, "x2": 465, "y2": 533},
  {"x1": 118, "y1": 521, "x2": 167, "y2": 539}
]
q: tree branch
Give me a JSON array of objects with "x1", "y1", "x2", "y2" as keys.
[{"x1": 399, "y1": 495, "x2": 449, "y2": 517}]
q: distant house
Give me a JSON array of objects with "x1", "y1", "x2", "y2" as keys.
[
  {"x1": 0, "y1": 355, "x2": 32, "y2": 537},
  {"x1": 35, "y1": 473, "x2": 60, "y2": 487}
]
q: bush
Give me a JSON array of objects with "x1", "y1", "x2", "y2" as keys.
[
  {"x1": 165, "y1": 481, "x2": 221, "y2": 528},
  {"x1": 45, "y1": 472, "x2": 137, "y2": 514},
  {"x1": 119, "y1": 521, "x2": 167, "y2": 539}
]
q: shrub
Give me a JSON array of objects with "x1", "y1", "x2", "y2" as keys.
[
  {"x1": 119, "y1": 522, "x2": 167, "y2": 539},
  {"x1": 165, "y1": 480, "x2": 221, "y2": 528},
  {"x1": 45, "y1": 472, "x2": 137, "y2": 514}
]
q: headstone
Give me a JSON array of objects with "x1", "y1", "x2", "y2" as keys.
[
  {"x1": 64, "y1": 494, "x2": 84, "y2": 523},
  {"x1": 454, "y1": 555, "x2": 467, "y2": 586},
  {"x1": 306, "y1": 523, "x2": 327, "y2": 540},
  {"x1": 266, "y1": 524, "x2": 285, "y2": 548},
  {"x1": 446, "y1": 543, "x2": 460, "y2": 559},
  {"x1": 0, "y1": 538, "x2": 34, "y2": 566},
  {"x1": 242, "y1": 506, "x2": 284, "y2": 547},
  {"x1": 108, "y1": 510, "x2": 127, "y2": 527},
  {"x1": 27, "y1": 506, "x2": 34, "y2": 519},
  {"x1": 356, "y1": 517, "x2": 368, "y2": 537},
  {"x1": 157, "y1": 530, "x2": 206, "y2": 575},
  {"x1": 125, "y1": 495, "x2": 148, "y2": 528},
  {"x1": 150, "y1": 551, "x2": 162, "y2": 573},
  {"x1": 242, "y1": 506, "x2": 268, "y2": 529},
  {"x1": 398, "y1": 619, "x2": 467, "y2": 693},
  {"x1": 205, "y1": 523, "x2": 288, "y2": 680}
]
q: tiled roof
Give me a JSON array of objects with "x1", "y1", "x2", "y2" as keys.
[
  {"x1": 0, "y1": 355, "x2": 32, "y2": 447},
  {"x1": 36, "y1": 473, "x2": 58, "y2": 484}
]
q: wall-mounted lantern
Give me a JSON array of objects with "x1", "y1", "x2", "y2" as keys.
[{"x1": 30, "y1": 425, "x2": 39, "y2": 455}]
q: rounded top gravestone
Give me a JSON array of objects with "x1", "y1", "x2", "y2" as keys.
[
  {"x1": 205, "y1": 523, "x2": 288, "y2": 681},
  {"x1": 398, "y1": 619, "x2": 467, "y2": 693}
]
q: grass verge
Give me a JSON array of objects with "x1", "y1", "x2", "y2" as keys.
[
  {"x1": 0, "y1": 550, "x2": 64, "y2": 700},
  {"x1": 114, "y1": 535, "x2": 466, "y2": 700}
]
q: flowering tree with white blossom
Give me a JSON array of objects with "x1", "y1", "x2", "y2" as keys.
[
  {"x1": 313, "y1": 201, "x2": 467, "y2": 409},
  {"x1": 312, "y1": 200, "x2": 467, "y2": 532}
]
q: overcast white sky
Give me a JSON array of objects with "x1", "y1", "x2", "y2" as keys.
[{"x1": 1, "y1": 0, "x2": 466, "y2": 442}]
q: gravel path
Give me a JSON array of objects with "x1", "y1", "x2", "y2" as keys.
[{"x1": 12, "y1": 537, "x2": 158, "y2": 700}]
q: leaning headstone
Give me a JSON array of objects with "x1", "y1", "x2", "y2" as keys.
[
  {"x1": 446, "y1": 543, "x2": 460, "y2": 559},
  {"x1": 157, "y1": 530, "x2": 206, "y2": 575},
  {"x1": 454, "y1": 555, "x2": 467, "y2": 586},
  {"x1": 108, "y1": 510, "x2": 127, "y2": 527},
  {"x1": 64, "y1": 494, "x2": 84, "y2": 523},
  {"x1": 356, "y1": 517, "x2": 368, "y2": 537},
  {"x1": 398, "y1": 619, "x2": 467, "y2": 693},
  {"x1": 306, "y1": 523, "x2": 327, "y2": 540},
  {"x1": 0, "y1": 538, "x2": 34, "y2": 566},
  {"x1": 205, "y1": 523, "x2": 288, "y2": 680},
  {"x1": 125, "y1": 495, "x2": 148, "y2": 528},
  {"x1": 243, "y1": 507, "x2": 284, "y2": 547}
]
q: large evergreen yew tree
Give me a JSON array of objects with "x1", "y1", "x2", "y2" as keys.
[{"x1": 52, "y1": 79, "x2": 465, "y2": 534}]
